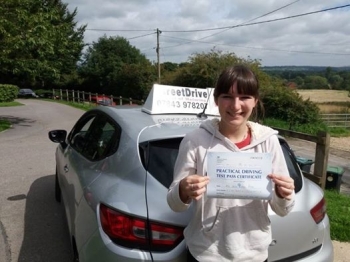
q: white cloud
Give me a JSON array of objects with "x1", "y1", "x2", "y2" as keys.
[{"x1": 67, "y1": 0, "x2": 350, "y2": 66}]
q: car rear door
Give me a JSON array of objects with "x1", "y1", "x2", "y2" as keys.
[{"x1": 63, "y1": 112, "x2": 120, "y2": 238}]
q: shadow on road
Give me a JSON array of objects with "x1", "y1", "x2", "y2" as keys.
[
  {"x1": 16, "y1": 175, "x2": 73, "y2": 262},
  {"x1": 0, "y1": 115, "x2": 36, "y2": 127}
]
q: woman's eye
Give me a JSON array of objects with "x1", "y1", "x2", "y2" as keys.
[{"x1": 240, "y1": 96, "x2": 252, "y2": 100}]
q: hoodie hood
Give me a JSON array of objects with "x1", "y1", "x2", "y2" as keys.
[{"x1": 199, "y1": 118, "x2": 278, "y2": 148}]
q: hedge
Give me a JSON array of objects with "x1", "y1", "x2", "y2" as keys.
[{"x1": 0, "y1": 84, "x2": 19, "y2": 102}]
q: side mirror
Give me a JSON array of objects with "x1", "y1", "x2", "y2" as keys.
[{"x1": 48, "y1": 130, "x2": 67, "y2": 144}]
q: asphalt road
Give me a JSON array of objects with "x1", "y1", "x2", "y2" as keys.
[
  {"x1": 0, "y1": 99, "x2": 349, "y2": 262},
  {"x1": 0, "y1": 100, "x2": 84, "y2": 262}
]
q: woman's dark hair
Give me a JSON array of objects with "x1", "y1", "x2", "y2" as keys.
[{"x1": 214, "y1": 64, "x2": 264, "y2": 121}]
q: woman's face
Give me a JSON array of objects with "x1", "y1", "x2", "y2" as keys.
[{"x1": 215, "y1": 82, "x2": 257, "y2": 129}]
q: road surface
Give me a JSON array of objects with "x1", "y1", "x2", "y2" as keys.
[{"x1": 0, "y1": 99, "x2": 84, "y2": 262}]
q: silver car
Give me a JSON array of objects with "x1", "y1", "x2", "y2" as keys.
[{"x1": 49, "y1": 105, "x2": 333, "y2": 262}]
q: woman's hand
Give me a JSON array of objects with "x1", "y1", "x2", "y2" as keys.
[
  {"x1": 179, "y1": 175, "x2": 210, "y2": 203},
  {"x1": 268, "y1": 174, "x2": 294, "y2": 200}
]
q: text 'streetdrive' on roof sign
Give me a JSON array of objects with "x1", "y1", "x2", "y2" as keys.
[{"x1": 142, "y1": 84, "x2": 219, "y2": 116}]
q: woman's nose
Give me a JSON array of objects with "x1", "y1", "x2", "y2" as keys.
[{"x1": 230, "y1": 97, "x2": 241, "y2": 110}]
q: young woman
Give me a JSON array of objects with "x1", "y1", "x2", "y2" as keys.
[{"x1": 167, "y1": 65, "x2": 295, "y2": 262}]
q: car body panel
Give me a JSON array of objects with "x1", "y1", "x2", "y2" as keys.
[
  {"x1": 18, "y1": 88, "x2": 38, "y2": 98},
  {"x1": 50, "y1": 105, "x2": 333, "y2": 262},
  {"x1": 268, "y1": 179, "x2": 331, "y2": 261}
]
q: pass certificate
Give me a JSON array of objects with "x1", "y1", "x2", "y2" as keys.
[{"x1": 206, "y1": 152, "x2": 273, "y2": 199}]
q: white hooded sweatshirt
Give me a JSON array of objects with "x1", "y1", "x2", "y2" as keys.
[{"x1": 167, "y1": 119, "x2": 295, "y2": 262}]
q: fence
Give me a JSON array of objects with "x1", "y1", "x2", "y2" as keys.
[
  {"x1": 52, "y1": 89, "x2": 144, "y2": 106},
  {"x1": 275, "y1": 128, "x2": 330, "y2": 190},
  {"x1": 321, "y1": 113, "x2": 350, "y2": 129}
]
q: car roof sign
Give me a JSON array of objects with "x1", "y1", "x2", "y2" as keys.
[{"x1": 142, "y1": 84, "x2": 219, "y2": 116}]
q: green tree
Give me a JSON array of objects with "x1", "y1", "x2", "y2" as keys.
[
  {"x1": 159, "y1": 62, "x2": 179, "y2": 84},
  {"x1": 78, "y1": 36, "x2": 156, "y2": 99},
  {"x1": 303, "y1": 75, "x2": 329, "y2": 89},
  {"x1": 329, "y1": 74, "x2": 343, "y2": 89},
  {"x1": 0, "y1": 0, "x2": 86, "y2": 88},
  {"x1": 324, "y1": 66, "x2": 333, "y2": 80},
  {"x1": 163, "y1": 49, "x2": 320, "y2": 127},
  {"x1": 294, "y1": 76, "x2": 304, "y2": 87},
  {"x1": 338, "y1": 72, "x2": 350, "y2": 91},
  {"x1": 162, "y1": 62, "x2": 178, "y2": 72},
  {"x1": 166, "y1": 49, "x2": 274, "y2": 89}
]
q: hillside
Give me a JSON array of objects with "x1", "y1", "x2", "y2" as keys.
[{"x1": 262, "y1": 66, "x2": 350, "y2": 72}]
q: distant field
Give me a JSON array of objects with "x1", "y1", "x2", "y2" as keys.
[{"x1": 297, "y1": 90, "x2": 350, "y2": 103}]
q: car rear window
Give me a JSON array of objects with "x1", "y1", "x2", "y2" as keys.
[
  {"x1": 139, "y1": 138, "x2": 182, "y2": 188},
  {"x1": 139, "y1": 138, "x2": 303, "y2": 192}
]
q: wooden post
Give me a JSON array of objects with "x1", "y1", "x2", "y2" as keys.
[
  {"x1": 273, "y1": 127, "x2": 330, "y2": 188},
  {"x1": 60, "y1": 89, "x2": 63, "y2": 100},
  {"x1": 72, "y1": 90, "x2": 75, "y2": 102},
  {"x1": 66, "y1": 90, "x2": 68, "y2": 101},
  {"x1": 313, "y1": 131, "x2": 330, "y2": 190},
  {"x1": 119, "y1": 96, "x2": 122, "y2": 105}
]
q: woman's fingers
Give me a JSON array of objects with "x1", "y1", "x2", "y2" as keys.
[
  {"x1": 268, "y1": 174, "x2": 294, "y2": 200},
  {"x1": 182, "y1": 175, "x2": 210, "y2": 201}
]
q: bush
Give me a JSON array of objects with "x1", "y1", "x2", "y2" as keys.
[
  {"x1": 0, "y1": 84, "x2": 19, "y2": 102},
  {"x1": 261, "y1": 86, "x2": 322, "y2": 129}
]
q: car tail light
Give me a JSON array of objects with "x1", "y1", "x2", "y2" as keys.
[
  {"x1": 100, "y1": 204, "x2": 184, "y2": 251},
  {"x1": 310, "y1": 197, "x2": 326, "y2": 224}
]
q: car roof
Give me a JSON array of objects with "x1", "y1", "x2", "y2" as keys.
[{"x1": 96, "y1": 105, "x2": 211, "y2": 142}]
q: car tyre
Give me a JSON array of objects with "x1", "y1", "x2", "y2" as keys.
[{"x1": 55, "y1": 170, "x2": 61, "y2": 203}]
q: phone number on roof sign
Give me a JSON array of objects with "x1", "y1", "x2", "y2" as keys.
[{"x1": 156, "y1": 99, "x2": 206, "y2": 110}]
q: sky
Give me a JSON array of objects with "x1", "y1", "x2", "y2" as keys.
[{"x1": 66, "y1": 0, "x2": 350, "y2": 67}]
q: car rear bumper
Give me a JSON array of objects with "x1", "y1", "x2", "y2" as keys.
[
  {"x1": 78, "y1": 227, "x2": 187, "y2": 262},
  {"x1": 270, "y1": 215, "x2": 333, "y2": 262}
]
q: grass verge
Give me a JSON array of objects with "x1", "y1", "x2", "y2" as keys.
[
  {"x1": 0, "y1": 101, "x2": 23, "y2": 107},
  {"x1": 324, "y1": 190, "x2": 350, "y2": 242},
  {"x1": 41, "y1": 99, "x2": 95, "y2": 111},
  {"x1": 0, "y1": 119, "x2": 11, "y2": 132},
  {"x1": 0, "y1": 101, "x2": 22, "y2": 132}
]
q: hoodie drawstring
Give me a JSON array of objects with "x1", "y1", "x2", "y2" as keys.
[{"x1": 201, "y1": 129, "x2": 216, "y2": 230}]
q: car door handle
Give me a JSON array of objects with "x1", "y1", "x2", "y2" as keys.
[{"x1": 64, "y1": 164, "x2": 69, "y2": 173}]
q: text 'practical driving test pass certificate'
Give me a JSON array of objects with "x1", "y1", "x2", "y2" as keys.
[{"x1": 206, "y1": 152, "x2": 273, "y2": 199}]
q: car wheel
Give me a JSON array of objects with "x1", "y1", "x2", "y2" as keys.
[{"x1": 55, "y1": 170, "x2": 61, "y2": 203}]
